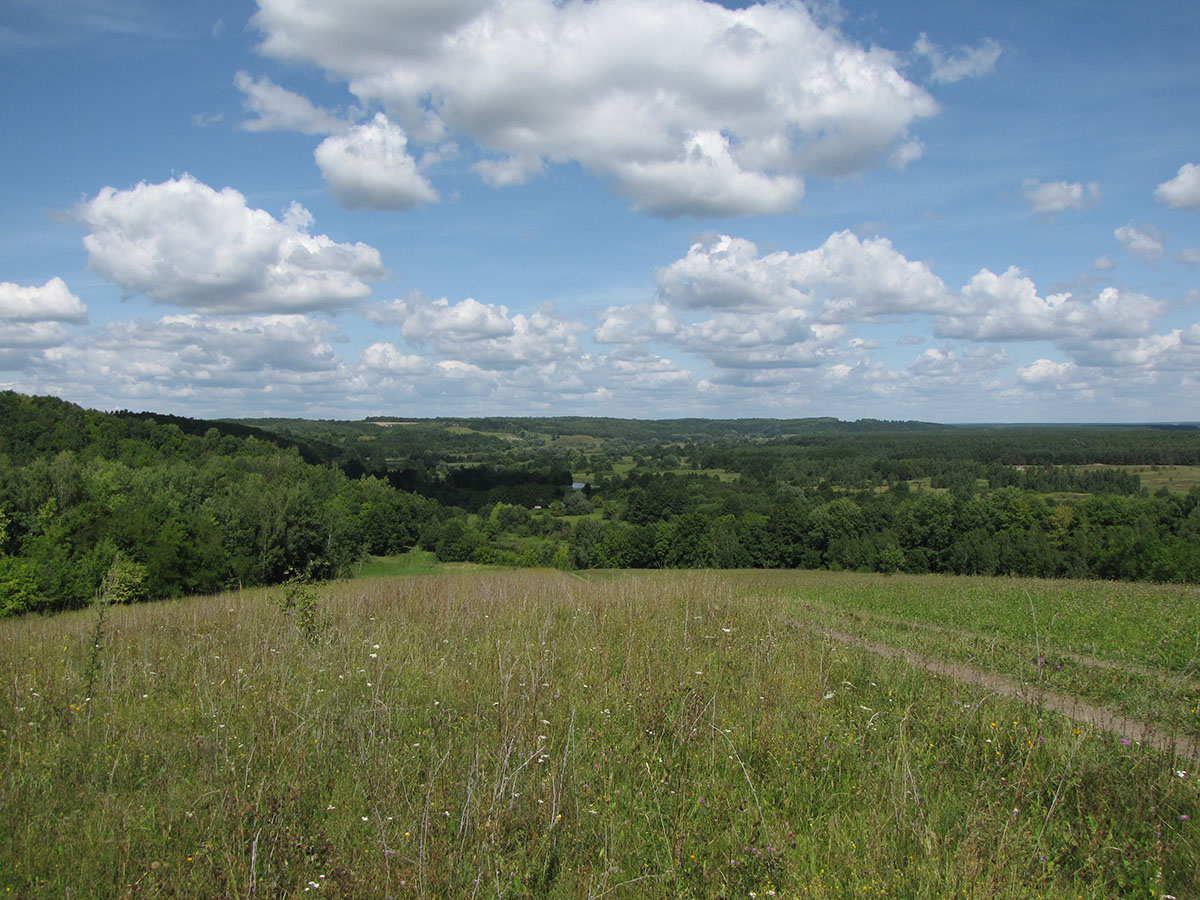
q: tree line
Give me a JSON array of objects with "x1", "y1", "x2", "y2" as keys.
[{"x1": 2, "y1": 391, "x2": 1199, "y2": 616}]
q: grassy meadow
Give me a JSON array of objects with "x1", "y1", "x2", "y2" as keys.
[{"x1": 2, "y1": 569, "x2": 1198, "y2": 899}]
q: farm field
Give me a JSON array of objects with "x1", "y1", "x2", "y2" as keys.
[{"x1": 2, "y1": 570, "x2": 1198, "y2": 899}]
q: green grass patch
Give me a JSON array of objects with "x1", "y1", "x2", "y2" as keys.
[
  {"x1": 1123, "y1": 465, "x2": 1200, "y2": 494},
  {"x1": 352, "y1": 549, "x2": 444, "y2": 578},
  {"x1": 2, "y1": 570, "x2": 1197, "y2": 898}
]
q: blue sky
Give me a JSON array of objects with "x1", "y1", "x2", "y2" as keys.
[{"x1": 1, "y1": 0, "x2": 1197, "y2": 422}]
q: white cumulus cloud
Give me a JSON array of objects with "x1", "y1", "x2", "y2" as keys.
[
  {"x1": 0, "y1": 278, "x2": 88, "y2": 370},
  {"x1": 364, "y1": 293, "x2": 585, "y2": 370},
  {"x1": 938, "y1": 267, "x2": 1164, "y2": 342},
  {"x1": 1154, "y1": 162, "x2": 1200, "y2": 211},
  {"x1": 252, "y1": 0, "x2": 939, "y2": 216},
  {"x1": 78, "y1": 174, "x2": 385, "y2": 313},
  {"x1": 0, "y1": 277, "x2": 87, "y2": 322},
  {"x1": 1022, "y1": 178, "x2": 1099, "y2": 215},
  {"x1": 610, "y1": 131, "x2": 804, "y2": 217},
  {"x1": 314, "y1": 113, "x2": 439, "y2": 209},
  {"x1": 1018, "y1": 358, "x2": 1081, "y2": 386},
  {"x1": 654, "y1": 230, "x2": 951, "y2": 320}
]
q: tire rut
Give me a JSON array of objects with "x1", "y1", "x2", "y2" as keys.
[
  {"x1": 793, "y1": 619, "x2": 1200, "y2": 762},
  {"x1": 814, "y1": 604, "x2": 1200, "y2": 689}
]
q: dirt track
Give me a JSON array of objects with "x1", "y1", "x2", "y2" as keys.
[{"x1": 809, "y1": 623, "x2": 1200, "y2": 762}]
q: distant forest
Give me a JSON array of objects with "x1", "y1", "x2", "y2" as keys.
[{"x1": 2, "y1": 390, "x2": 1199, "y2": 616}]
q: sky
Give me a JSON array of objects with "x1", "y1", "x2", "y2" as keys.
[{"x1": 1, "y1": 0, "x2": 1198, "y2": 423}]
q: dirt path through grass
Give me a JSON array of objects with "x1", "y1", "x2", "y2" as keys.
[
  {"x1": 804, "y1": 622, "x2": 1200, "y2": 762},
  {"x1": 821, "y1": 605, "x2": 1200, "y2": 688}
]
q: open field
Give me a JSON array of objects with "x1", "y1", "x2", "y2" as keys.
[
  {"x1": 1119, "y1": 465, "x2": 1200, "y2": 495},
  {"x1": 3, "y1": 570, "x2": 1198, "y2": 898}
]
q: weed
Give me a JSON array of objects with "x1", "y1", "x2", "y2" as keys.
[
  {"x1": 274, "y1": 571, "x2": 332, "y2": 645},
  {"x1": 81, "y1": 553, "x2": 145, "y2": 703}
]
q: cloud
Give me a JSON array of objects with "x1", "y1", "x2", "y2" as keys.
[
  {"x1": 0, "y1": 277, "x2": 88, "y2": 370},
  {"x1": 0, "y1": 0, "x2": 178, "y2": 48},
  {"x1": 654, "y1": 234, "x2": 815, "y2": 311},
  {"x1": 235, "y1": 70, "x2": 345, "y2": 134},
  {"x1": 1017, "y1": 358, "x2": 1083, "y2": 387},
  {"x1": 604, "y1": 230, "x2": 956, "y2": 383},
  {"x1": 0, "y1": 277, "x2": 87, "y2": 322},
  {"x1": 314, "y1": 113, "x2": 439, "y2": 209},
  {"x1": 674, "y1": 311, "x2": 843, "y2": 370},
  {"x1": 593, "y1": 302, "x2": 679, "y2": 345},
  {"x1": 1092, "y1": 255, "x2": 1116, "y2": 271},
  {"x1": 938, "y1": 267, "x2": 1165, "y2": 342},
  {"x1": 907, "y1": 344, "x2": 1008, "y2": 380},
  {"x1": 366, "y1": 293, "x2": 514, "y2": 342},
  {"x1": 78, "y1": 174, "x2": 385, "y2": 313},
  {"x1": 912, "y1": 33, "x2": 1002, "y2": 84},
  {"x1": 254, "y1": 0, "x2": 492, "y2": 73},
  {"x1": 23, "y1": 313, "x2": 363, "y2": 413},
  {"x1": 610, "y1": 131, "x2": 804, "y2": 217},
  {"x1": 888, "y1": 138, "x2": 924, "y2": 172},
  {"x1": 0, "y1": 322, "x2": 74, "y2": 371},
  {"x1": 633, "y1": 231, "x2": 1177, "y2": 398},
  {"x1": 360, "y1": 342, "x2": 432, "y2": 376},
  {"x1": 593, "y1": 346, "x2": 694, "y2": 393},
  {"x1": 1179, "y1": 247, "x2": 1200, "y2": 266},
  {"x1": 654, "y1": 231, "x2": 951, "y2": 320},
  {"x1": 357, "y1": 288, "x2": 698, "y2": 409},
  {"x1": 1114, "y1": 223, "x2": 1166, "y2": 262},
  {"x1": 359, "y1": 340, "x2": 607, "y2": 406},
  {"x1": 1154, "y1": 162, "x2": 1200, "y2": 211},
  {"x1": 1022, "y1": 178, "x2": 1099, "y2": 215},
  {"x1": 364, "y1": 293, "x2": 585, "y2": 371},
  {"x1": 472, "y1": 154, "x2": 546, "y2": 188},
  {"x1": 1059, "y1": 326, "x2": 1200, "y2": 371},
  {"x1": 252, "y1": 0, "x2": 939, "y2": 216}
]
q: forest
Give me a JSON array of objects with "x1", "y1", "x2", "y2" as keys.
[{"x1": 2, "y1": 389, "x2": 1199, "y2": 616}]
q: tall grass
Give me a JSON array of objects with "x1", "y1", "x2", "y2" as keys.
[{"x1": 1, "y1": 570, "x2": 1197, "y2": 898}]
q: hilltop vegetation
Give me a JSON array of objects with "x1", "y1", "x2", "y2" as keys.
[
  {"x1": 2, "y1": 390, "x2": 1200, "y2": 616},
  {"x1": 3, "y1": 570, "x2": 1197, "y2": 898}
]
